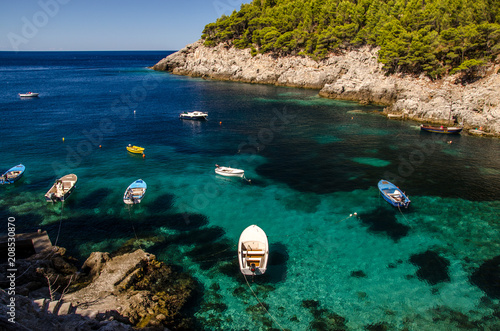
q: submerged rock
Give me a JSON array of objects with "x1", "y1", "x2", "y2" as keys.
[
  {"x1": 470, "y1": 255, "x2": 500, "y2": 299},
  {"x1": 409, "y1": 250, "x2": 451, "y2": 285}
]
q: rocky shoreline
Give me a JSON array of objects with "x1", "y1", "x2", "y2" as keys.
[
  {"x1": 153, "y1": 41, "x2": 500, "y2": 136},
  {"x1": 0, "y1": 238, "x2": 199, "y2": 330}
]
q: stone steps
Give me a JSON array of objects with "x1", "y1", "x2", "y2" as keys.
[
  {"x1": 33, "y1": 299, "x2": 74, "y2": 316},
  {"x1": 33, "y1": 298, "x2": 114, "y2": 321}
]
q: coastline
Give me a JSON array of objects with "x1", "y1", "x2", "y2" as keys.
[{"x1": 152, "y1": 40, "x2": 500, "y2": 136}]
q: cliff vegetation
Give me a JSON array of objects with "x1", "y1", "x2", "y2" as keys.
[{"x1": 202, "y1": 0, "x2": 500, "y2": 79}]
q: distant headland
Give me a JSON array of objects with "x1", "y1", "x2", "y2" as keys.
[
  {"x1": 152, "y1": 41, "x2": 499, "y2": 136},
  {"x1": 152, "y1": 0, "x2": 500, "y2": 136}
]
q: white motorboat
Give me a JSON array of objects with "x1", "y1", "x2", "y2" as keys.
[
  {"x1": 215, "y1": 164, "x2": 245, "y2": 178},
  {"x1": 19, "y1": 92, "x2": 39, "y2": 97},
  {"x1": 238, "y1": 225, "x2": 269, "y2": 276},
  {"x1": 179, "y1": 111, "x2": 208, "y2": 120},
  {"x1": 45, "y1": 174, "x2": 77, "y2": 202}
]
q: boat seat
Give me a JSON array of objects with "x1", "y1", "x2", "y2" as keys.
[
  {"x1": 247, "y1": 257, "x2": 261, "y2": 262},
  {"x1": 247, "y1": 250, "x2": 265, "y2": 255}
]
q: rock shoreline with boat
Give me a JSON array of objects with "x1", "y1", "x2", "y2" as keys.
[{"x1": 152, "y1": 40, "x2": 500, "y2": 136}]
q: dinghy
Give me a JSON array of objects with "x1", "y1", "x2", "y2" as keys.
[
  {"x1": 45, "y1": 174, "x2": 77, "y2": 202},
  {"x1": 126, "y1": 144, "x2": 145, "y2": 154},
  {"x1": 378, "y1": 180, "x2": 410, "y2": 208},
  {"x1": 215, "y1": 164, "x2": 245, "y2": 178},
  {"x1": 420, "y1": 124, "x2": 462, "y2": 134},
  {"x1": 238, "y1": 225, "x2": 269, "y2": 276},
  {"x1": 123, "y1": 179, "x2": 147, "y2": 204},
  {"x1": 0, "y1": 164, "x2": 25, "y2": 184}
]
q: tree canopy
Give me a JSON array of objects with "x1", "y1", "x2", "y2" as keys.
[{"x1": 201, "y1": 0, "x2": 500, "y2": 78}]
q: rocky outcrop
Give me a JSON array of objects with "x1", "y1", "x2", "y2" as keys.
[
  {"x1": 0, "y1": 243, "x2": 198, "y2": 330},
  {"x1": 153, "y1": 41, "x2": 500, "y2": 135}
]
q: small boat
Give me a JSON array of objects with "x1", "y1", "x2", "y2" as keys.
[
  {"x1": 179, "y1": 111, "x2": 208, "y2": 120},
  {"x1": 126, "y1": 144, "x2": 145, "y2": 154},
  {"x1": 215, "y1": 164, "x2": 245, "y2": 178},
  {"x1": 0, "y1": 164, "x2": 25, "y2": 184},
  {"x1": 238, "y1": 225, "x2": 269, "y2": 276},
  {"x1": 45, "y1": 174, "x2": 77, "y2": 202},
  {"x1": 378, "y1": 180, "x2": 410, "y2": 208},
  {"x1": 123, "y1": 179, "x2": 147, "y2": 204},
  {"x1": 420, "y1": 124, "x2": 463, "y2": 134},
  {"x1": 19, "y1": 92, "x2": 39, "y2": 97}
]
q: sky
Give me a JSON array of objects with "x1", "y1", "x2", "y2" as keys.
[{"x1": 0, "y1": 0, "x2": 250, "y2": 51}]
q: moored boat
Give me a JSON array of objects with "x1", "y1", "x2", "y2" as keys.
[
  {"x1": 420, "y1": 124, "x2": 463, "y2": 134},
  {"x1": 0, "y1": 164, "x2": 26, "y2": 184},
  {"x1": 179, "y1": 111, "x2": 208, "y2": 120},
  {"x1": 126, "y1": 144, "x2": 145, "y2": 154},
  {"x1": 215, "y1": 164, "x2": 245, "y2": 178},
  {"x1": 378, "y1": 180, "x2": 410, "y2": 208},
  {"x1": 238, "y1": 225, "x2": 269, "y2": 276},
  {"x1": 123, "y1": 179, "x2": 147, "y2": 204},
  {"x1": 19, "y1": 92, "x2": 39, "y2": 97},
  {"x1": 45, "y1": 174, "x2": 77, "y2": 202}
]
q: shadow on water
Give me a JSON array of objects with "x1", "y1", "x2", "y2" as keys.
[
  {"x1": 187, "y1": 239, "x2": 236, "y2": 271},
  {"x1": 357, "y1": 207, "x2": 410, "y2": 241},
  {"x1": 148, "y1": 193, "x2": 175, "y2": 214},
  {"x1": 261, "y1": 242, "x2": 289, "y2": 283},
  {"x1": 72, "y1": 188, "x2": 113, "y2": 210}
]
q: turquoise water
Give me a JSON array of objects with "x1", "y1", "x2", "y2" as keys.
[{"x1": 0, "y1": 52, "x2": 499, "y2": 330}]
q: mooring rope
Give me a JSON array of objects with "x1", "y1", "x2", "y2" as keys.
[
  {"x1": 127, "y1": 204, "x2": 143, "y2": 250},
  {"x1": 333, "y1": 212, "x2": 358, "y2": 224},
  {"x1": 243, "y1": 274, "x2": 285, "y2": 331},
  {"x1": 53, "y1": 199, "x2": 65, "y2": 248}
]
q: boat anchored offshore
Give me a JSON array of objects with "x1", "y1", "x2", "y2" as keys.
[
  {"x1": 215, "y1": 164, "x2": 245, "y2": 178},
  {"x1": 19, "y1": 92, "x2": 39, "y2": 97},
  {"x1": 0, "y1": 164, "x2": 25, "y2": 184},
  {"x1": 45, "y1": 174, "x2": 77, "y2": 202},
  {"x1": 123, "y1": 179, "x2": 147, "y2": 204},
  {"x1": 378, "y1": 180, "x2": 411, "y2": 208},
  {"x1": 238, "y1": 225, "x2": 269, "y2": 276},
  {"x1": 126, "y1": 144, "x2": 145, "y2": 154},
  {"x1": 179, "y1": 111, "x2": 208, "y2": 120},
  {"x1": 420, "y1": 124, "x2": 463, "y2": 134}
]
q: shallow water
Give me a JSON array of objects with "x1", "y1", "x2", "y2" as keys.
[{"x1": 0, "y1": 51, "x2": 499, "y2": 330}]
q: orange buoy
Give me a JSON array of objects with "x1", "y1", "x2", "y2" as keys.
[
  {"x1": 142, "y1": 153, "x2": 145, "y2": 158},
  {"x1": 219, "y1": 121, "x2": 222, "y2": 125},
  {"x1": 99, "y1": 145, "x2": 102, "y2": 148}
]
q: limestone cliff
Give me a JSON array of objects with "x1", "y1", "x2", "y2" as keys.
[{"x1": 153, "y1": 41, "x2": 500, "y2": 135}]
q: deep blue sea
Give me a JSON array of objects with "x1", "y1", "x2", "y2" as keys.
[{"x1": 1, "y1": 51, "x2": 499, "y2": 330}]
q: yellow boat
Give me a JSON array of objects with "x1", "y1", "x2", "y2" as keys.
[{"x1": 126, "y1": 144, "x2": 145, "y2": 154}]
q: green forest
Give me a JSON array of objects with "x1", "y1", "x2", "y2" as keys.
[{"x1": 202, "y1": 0, "x2": 500, "y2": 78}]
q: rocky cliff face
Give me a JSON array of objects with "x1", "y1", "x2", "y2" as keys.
[{"x1": 153, "y1": 41, "x2": 500, "y2": 135}]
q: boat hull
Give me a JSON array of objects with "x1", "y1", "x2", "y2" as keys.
[
  {"x1": 238, "y1": 225, "x2": 269, "y2": 276},
  {"x1": 179, "y1": 111, "x2": 208, "y2": 120},
  {"x1": 215, "y1": 166, "x2": 245, "y2": 178},
  {"x1": 19, "y1": 93, "x2": 39, "y2": 97},
  {"x1": 0, "y1": 164, "x2": 25, "y2": 184},
  {"x1": 123, "y1": 179, "x2": 147, "y2": 204},
  {"x1": 126, "y1": 145, "x2": 145, "y2": 154},
  {"x1": 45, "y1": 174, "x2": 77, "y2": 202},
  {"x1": 378, "y1": 180, "x2": 410, "y2": 208},
  {"x1": 420, "y1": 125, "x2": 463, "y2": 134}
]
